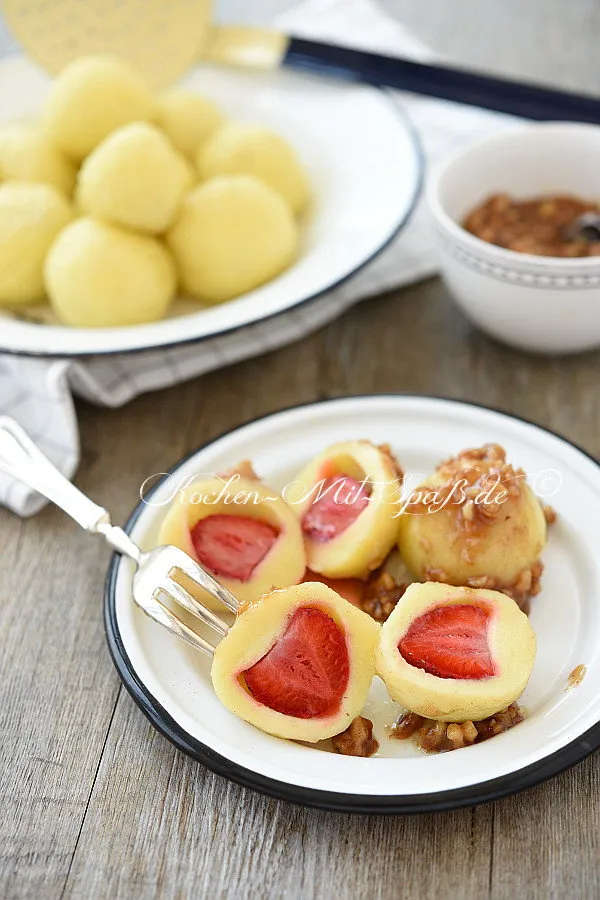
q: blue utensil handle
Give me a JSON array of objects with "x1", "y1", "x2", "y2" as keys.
[{"x1": 284, "y1": 37, "x2": 600, "y2": 123}]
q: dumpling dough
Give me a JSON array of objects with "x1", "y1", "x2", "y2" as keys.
[
  {"x1": 76, "y1": 122, "x2": 193, "y2": 234},
  {"x1": 285, "y1": 441, "x2": 402, "y2": 579},
  {"x1": 197, "y1": 122, "x2": 310, "y2": 215},
  {"x1": 212, "y1": 582, "x2": 381, "y2": 742},
  {"x1": 376, "y1": 582, "x2": 536, "y2": 721},
  {"x1": 45, "y1": 217, "x2": 176, "y2": 327},
  {"x1": 157, "y1": 474, "x2": 306, "y2": 611},
  {"x1": 43, "y1": 55, "x2": 154, "y2": 162},
  {"x1": 0, "y1": 123, "x2": 76, "y2": 196},
  {"x1": 0, "y1": 182, "x2": 72, "y2": 307},
  {"x1": 156, "y1": 89, "x2": 223, "y2": 159},
  {"x1": 397, "y1": 444, "x2": 547, "y2": 605},
  {"x1": 167, "y1": 175, "x2": 298, "y2": 304}
]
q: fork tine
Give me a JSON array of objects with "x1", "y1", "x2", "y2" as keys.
[
  {"x1": 163, "y1": 578, "x2": 229, "y2": 636},
  {"x1": 138, "y1": 593, "x2": 216, "y2": 657},
  {"x1": 173, "y1": 560, "x2": 240, "y2": 614}
]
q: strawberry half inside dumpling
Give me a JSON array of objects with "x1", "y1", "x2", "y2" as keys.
[
  {"x1": 211, "y1": 582, "x2": 380, "y2": 742},
  {"x1": 157, "y1": 474, "x2": 306, "y2": 610},
  {"x1": 243, "y1": 607, "x2": 350, "y2": 718},
  {"x1": 191, "y1": 514, "x2": 279, "y2": 582},
  {"x1": 287, "y1": 441, "x2": 402, "y2": 579},
  {"x1": 376, "y1": 582, "x2": 536, "y2": 722},
  {"x1": 301, "y1": 475, "x2": 370, "y2": 542}
]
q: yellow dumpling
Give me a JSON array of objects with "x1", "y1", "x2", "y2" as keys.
[
  {"x1": 43, "y1": 55, "x2": 154, "y2": 162},
  {"x1": 0, "y1": 182, "x2": 72, "y2": 307},
  {"x1": 155, "y1": 89, "x2": 223, "y2": 160},
  {"x1": 0, "y1": 123, "x2": 76, "y2": 196},
  {"x1": 76, "y1": 122, "x2": 193, "y2": 234},
  {"x1": 45, "y1": 217, "x2": 176, "y2": 327},
  {"x1": 197, "y1": 122, "x2": 310, "y2": 215},
  {"x1": 166, "y1": 175, "x2": 298, "y2": 304},
  {"x1": 397, "y1": 444, "x2": 548, "y2": 607}
]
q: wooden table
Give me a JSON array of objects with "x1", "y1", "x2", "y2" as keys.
[{"x1": 2, "y1": 1, "x2": 600, "y2": 897}]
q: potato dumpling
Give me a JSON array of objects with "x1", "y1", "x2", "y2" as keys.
[
  {"x1": 376, "y1": 582, "x2": 536, "y2": 722},
  {"x1": 167, "y1": 175, "x2": 298, "y2": 304},
  {"x1": 76, "y1": 122, "x2": 193, "y2": 234},
  {"x1": 212, "y1": 582, "x2": 380, "y2": 742},
  {"x1": 43, "y1": 55, "x2": 154, "y2": 162},
  {"x1": 157, "y1": 474, "x2": 306, "y2": 611},
  {"x1": 397, "y1": 444, "x2": 547, "y2": 606},
  {"x1": 0, "y1": 123, "x2": 76, "y2": 196},
  {"x1": 0, "y1": 182, "x2": 72, "y2": 307},
  {"x1": 197, "y1": 122, "x2": 310, "y2": 215},
  {"x1": 44, "y1": 217, "x2": 175, "y2": 327},
  {"x1": 155, "y1": 89, "x2": 223, "y2": 160},
  {"x1": 286, "y1": 441, "x2": 403, "y2": 579}
]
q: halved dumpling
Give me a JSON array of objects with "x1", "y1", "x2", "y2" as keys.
[
  {"x1": 157, "y1": 475, "x2": 305, "y2": 610},
  {"x1": 211, "y1": 582, "x2": 380, "y2": 741},
  {"x1": 376, "y1": 582, "x2": 536, "y2": 721},
  {"x1": 286, "y1": 441, "x2": 402, "y2": 579},
  {"x1": 397, "y1": 444, "x2": 547, "y2": 606}
]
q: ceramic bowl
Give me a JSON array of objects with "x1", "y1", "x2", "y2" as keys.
[{"x1": 428, "y1": 123, "x2": 600, "y2": 355}]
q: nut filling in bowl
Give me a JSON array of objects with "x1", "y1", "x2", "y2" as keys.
[{"x1": 427, "y1": 123, "x2": 600, "y2": 355}]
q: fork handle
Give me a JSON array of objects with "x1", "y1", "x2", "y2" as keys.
[{"x1": 0, "y1": 416, "x2": 141, "y2": 562}]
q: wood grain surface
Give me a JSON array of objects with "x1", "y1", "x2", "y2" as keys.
[{"x1": 2, "y1": 1, "x2": 600, "y2": 898}]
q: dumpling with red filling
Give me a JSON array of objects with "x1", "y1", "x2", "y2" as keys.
[
  {"x1": 211, "y1": 582, "x2": 380, "y2": 741},
  {"x1": 157, "y1": 473, "x2": 305, "y2": 610},
  {"x1": 286, "y1": 440, "x2": 402, "y2": 579},
  {"x1": 376, "y1": 582, "x2": 536, "y2": 722}
]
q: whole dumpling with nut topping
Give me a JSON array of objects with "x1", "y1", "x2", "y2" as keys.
[{"x1": 397, "y1": 444, "x2": 548, "y2": 607}]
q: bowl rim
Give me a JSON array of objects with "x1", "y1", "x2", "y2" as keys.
[{"x1": 427, "y1": 121, "x2": 600, "y2": 270}]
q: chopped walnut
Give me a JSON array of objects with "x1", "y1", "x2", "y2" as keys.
[
  {"x1": 390, "y1": 711, "x2": 424, "y2": 739},
  {"x1": 543, "y1": 504, "x2": 557, "y2": 525},
  {"x1": 332, "y1": 716, "x2": 379, "y2": 757},
  {"x1": 361, "y1": 570, "x2": 408, "y2": 622},
  {"x1": 423, "y1": 561, "x2": 543, "y2": 613},
  {"x1": 377, "y1": 442, "x2": 405, "y2": 480},
  {"x1": 218, "y1": 460, "x2": 259, "y2": 481},
  {"x1": 391, "y1": 703, "x2": 524, "y2": 752},
  {"x1": 407, "y1": 444, "x2": 525, "y2": 537}
]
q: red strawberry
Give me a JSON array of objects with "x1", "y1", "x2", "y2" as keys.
[
  {"x1": 243, "y1": 607, "x2": 350, "y2": 718},
  {"x1": 301, "y1": 475, "x2": 370, "y2": 542},
  {"x1": 190, "y1": 514, "x2": 278, "y2": 582},
  {"x1": 302, "y1": 569, "x2": 365, "y2": 608},
  {"x1": 399, "y1": 604, "x2": 495, "y2": 680}
]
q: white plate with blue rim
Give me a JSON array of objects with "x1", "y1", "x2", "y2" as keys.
[
  {"x1": 104, "y1": 395, "x2": 600, "y2": 812},
  {"x1": 0, "y1": 55, "x2": 422, "y2": 358}
]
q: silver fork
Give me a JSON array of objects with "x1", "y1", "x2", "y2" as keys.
[{"x1": 0, "y1": 416, "x2": 238, "y2": 657}]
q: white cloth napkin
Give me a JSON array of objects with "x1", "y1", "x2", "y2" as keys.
[{"x1": 0, "y1": 0, "x2": 514, "y2": 516}]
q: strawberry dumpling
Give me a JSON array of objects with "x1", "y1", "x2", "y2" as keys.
[
  {"x1": 157, "y1": 474, "x2": 305, "y2": 610},
  {"x1": 211, "y1": 582, "x2": 380, "y2": 741},
  {"x1": 376, "y1": 582, "x2": 536, "y2": 722},
  {"x1": 286, "y1": 441, "x2": 402, "y2": 579},
  {"x1": 397, "y1": 444, "x2": 548, "y2": 607}
]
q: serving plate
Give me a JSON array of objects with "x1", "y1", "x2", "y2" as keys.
[
  {"x1": 0, "y1": 56, "x2": 422, "y2": 357},
  {"x1": 105, "y1": 395, "x2": 600, "y2": 813}
]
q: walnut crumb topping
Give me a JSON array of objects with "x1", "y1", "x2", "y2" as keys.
[
  {"x1": 377, "y1": 442, "x2": 405, "y2": 480},
  {"x1": 423, "y1": 561, "x2": 543, "y2": 611},
  {"x1": 332, "y1": 716, "x2": 379, "y2": 757},
  {"x1": 361, "y1": 571, "x2": 409, "y2": 622},
  {"x1": 218, "y1": 459, "x2": 259, "y2": 481},
  {"x1": 391, "y1": 703, "x2": 524, "y2": 752},
  {"x1": 408, "y1": 444, "x2": 525, "y2": 534}
]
